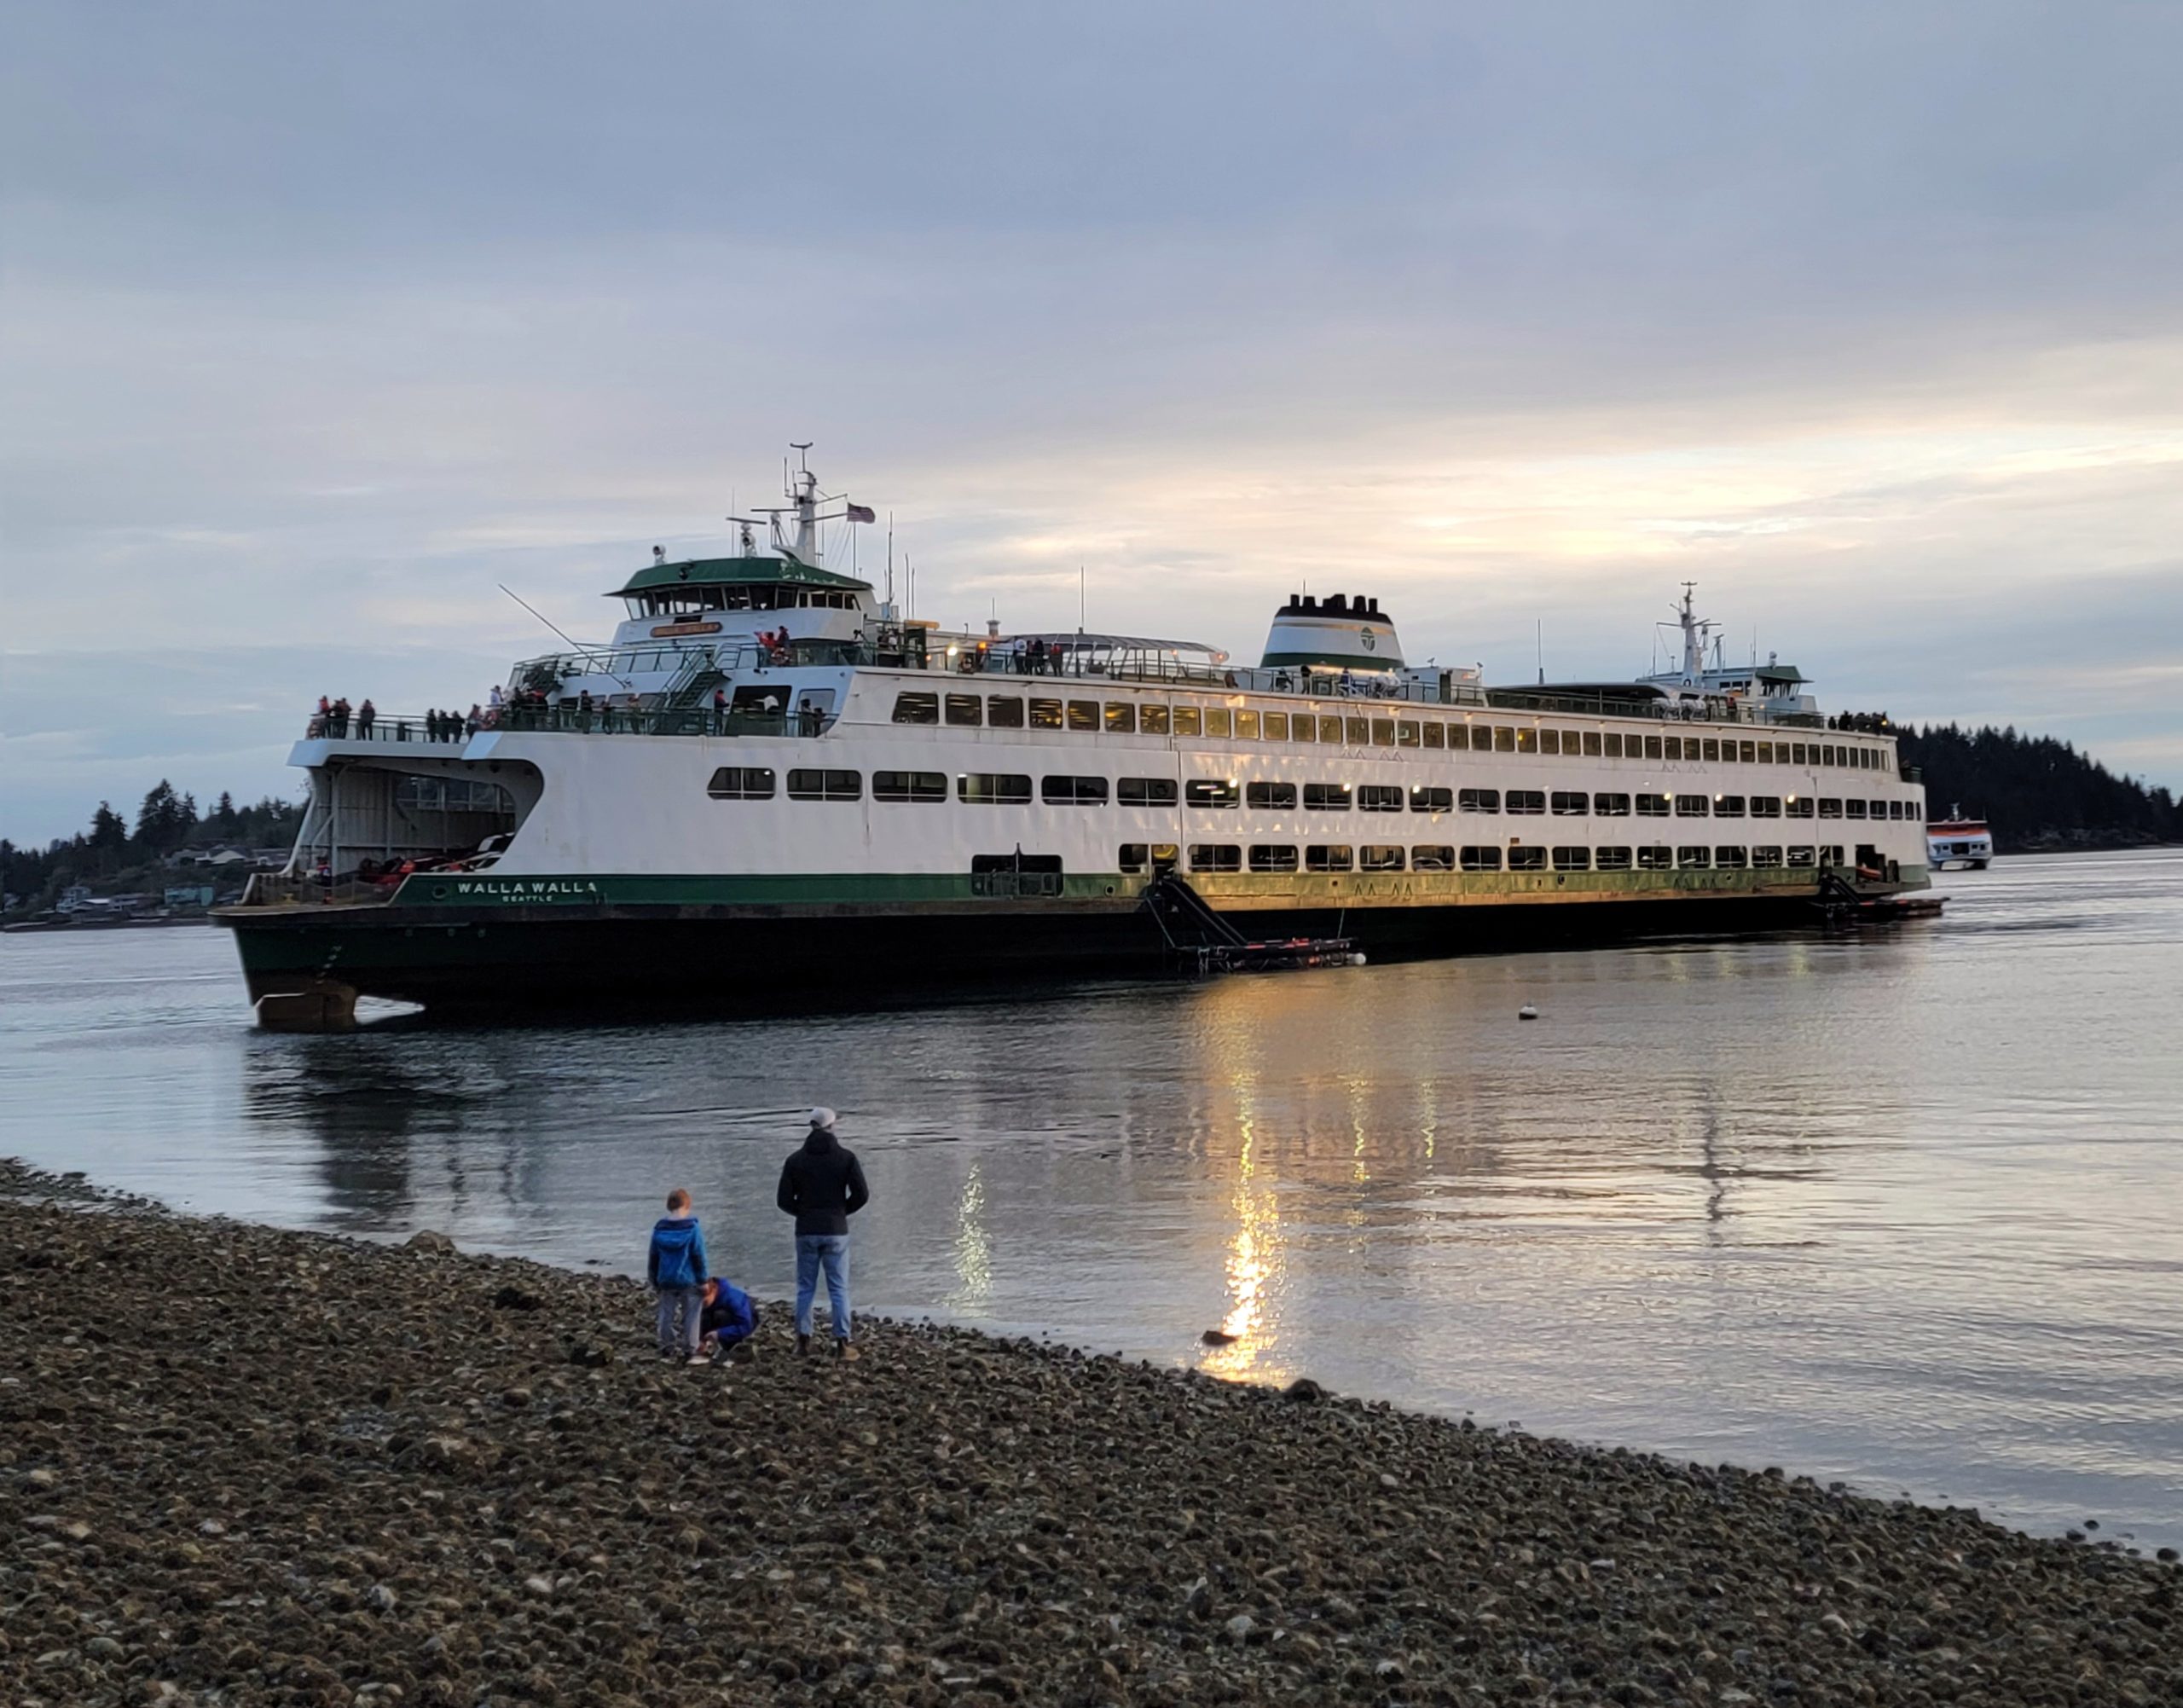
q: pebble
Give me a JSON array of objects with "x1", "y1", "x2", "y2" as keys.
[{"x1": 3, "y1": 1154, "x2": 2178, "y2": 1708}]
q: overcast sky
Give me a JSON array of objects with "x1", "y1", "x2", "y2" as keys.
[{"x1": 5, "y1": 3, "x2": 2181, "y2": 843}]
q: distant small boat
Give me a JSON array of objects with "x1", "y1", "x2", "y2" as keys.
[
  {"x1": 1518, "y1": 1003, "x2": 1538, "y2": 1020},
  {"x1": 1927, "y1": 805, "x2": 1994, "y2": 871}
]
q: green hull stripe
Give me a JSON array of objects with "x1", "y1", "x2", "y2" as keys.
[{"x1": 366, "y1": 866, "x2": 1912, "y2": 910}]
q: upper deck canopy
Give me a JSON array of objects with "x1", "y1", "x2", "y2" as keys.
[{"x1": 610, "y1": 554, "x2": 872, "y2": 599}]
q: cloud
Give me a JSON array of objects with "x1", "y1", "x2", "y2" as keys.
[{"x1": 4, "y1": 3, "x2": 2183, "y2": 841}]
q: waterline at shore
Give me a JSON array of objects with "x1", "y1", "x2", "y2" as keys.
[{"x1": 3, "y1": 1160, "x2": 2177, "y2": 1706}]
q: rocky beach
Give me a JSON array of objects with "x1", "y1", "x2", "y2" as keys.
[{"x1": 3, "y1": 1160, "x2": 2176, "y2": 1708}]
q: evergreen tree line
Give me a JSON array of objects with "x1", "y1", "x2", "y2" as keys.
[
  {"x1": 2, "y1": 783, "x2": 301, "y2": 908},
  {"x1": 1899, "y1": 724, "x2": 2182, "y2": 853}
]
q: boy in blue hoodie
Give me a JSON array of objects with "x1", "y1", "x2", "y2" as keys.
[{"x1": 647, "y1": 1188, "x2": 709, "y2": 1364}]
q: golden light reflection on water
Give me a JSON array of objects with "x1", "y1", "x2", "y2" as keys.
[{"x1": 945, "y1": 1161, "x2": 993, "y2": 1314}]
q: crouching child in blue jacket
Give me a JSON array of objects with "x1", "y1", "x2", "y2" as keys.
[
  {"x1": 648, "y1": 1188, "x2": 709, "y2": 1364},
  {"x1": 698, "y1": 1276, "x2": 760, "y2": 1364}
]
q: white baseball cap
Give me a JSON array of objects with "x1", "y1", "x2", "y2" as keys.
[{"x1": 809, "y1": 1107, "x2": 837, "y2": 1130}]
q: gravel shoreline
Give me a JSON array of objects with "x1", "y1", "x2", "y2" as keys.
[{"x1": 3, "y1": 1160, "x2": 2176, "y2": 1707}]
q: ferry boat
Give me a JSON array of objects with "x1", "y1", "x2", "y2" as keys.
[
  {"x1": 215, "y1": 455, "x2": 1932, "y2": 1024},
  {"x1": 1926, "y1": 808, "x2": 1995, "y2": 871}
]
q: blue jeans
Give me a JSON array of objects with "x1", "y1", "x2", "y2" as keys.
[
  {"x1": 795, "y1": 1233, "x2": 852, "y2": 1341},
  {"x1": 655, "y1": 1285, "x2": 704, "y2": 1356}
]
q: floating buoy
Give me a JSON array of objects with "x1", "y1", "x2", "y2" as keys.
[
  {"x1": 1201, "y1": 1328, "x2": 1241, "y2": 1346},
  {"x1": 1348, "y1": 952, "x2": 1368, "y2": 967},
  {"x1": 1517, "y1": 1004, "x2": 1538, "y2": 1021}
]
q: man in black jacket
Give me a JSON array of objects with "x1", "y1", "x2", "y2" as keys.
[{"x1": 777, "y1": 1107, "x2": 870, "y2": 1358}]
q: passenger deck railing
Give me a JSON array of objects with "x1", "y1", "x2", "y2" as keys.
[{"x1": 238, "y1": 872, "x2": 398, "y2": 908}]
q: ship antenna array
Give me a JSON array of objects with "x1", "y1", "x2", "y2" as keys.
[{"x1": 498, "y1": 585, "x2": 634, "y2": 690}]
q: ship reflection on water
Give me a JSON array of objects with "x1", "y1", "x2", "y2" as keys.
[{"x1": 3, "y1": 850, "x2": 2178, "y2": 1548}]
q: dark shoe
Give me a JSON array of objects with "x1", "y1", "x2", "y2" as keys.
[
  {"x1": 726, "y1": 1341, "x2": 756, "y2": 1365},
  {"x1": 796, "y1": 1333, "x2": 812, "y2": 1356}
]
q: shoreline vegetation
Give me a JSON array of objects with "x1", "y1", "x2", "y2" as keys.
[{"x1": 3, "y1": 1161, "x2": 2177, "y2": 1707}]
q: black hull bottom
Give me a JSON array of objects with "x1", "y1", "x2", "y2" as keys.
[{"x1": 223, "y1": 892, "x2": 1848, "y2": 1022}]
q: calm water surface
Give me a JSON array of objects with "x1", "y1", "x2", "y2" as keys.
[{"x1": 3, "y1": 852, "x2": 2180, "y2": 1550}]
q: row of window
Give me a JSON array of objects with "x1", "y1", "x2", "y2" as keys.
[
  {"x1": 709, "y1": 767, "x2": 1913, "y2": 821},
  {"x1": 890, "y1": 692, "x2": 1891, "y2": 771},
  {"x1": 1122, "y1": 842, "x2": 1855, "y2": 876}
]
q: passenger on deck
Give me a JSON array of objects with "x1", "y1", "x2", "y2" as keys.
[
  {"x1": 489, "y1": 684, "x2": 504, "y2": 714},
  {"x1": 798, "y1": 698, "x2": 823, "y2": 738},
  {"x1": 712, "y1": 686, "x2": 729, "y2": 730},
  {"x1": 577, "y1": 689, "x2": 594, "y2": 728},
  {"x1": 356, "y1": 698, "x2": 376, "y2": 738},
  {"x1": 466, "y1": 704, "x2": 483, "y2": 737}
]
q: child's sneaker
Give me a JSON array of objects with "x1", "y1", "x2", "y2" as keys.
[
  {"x1": 837, "y1": 1341, "x2": 860, "y2": 1363},
  {"x1": 685, "y1": 1352, "x2": 711, "y2": 1366}
]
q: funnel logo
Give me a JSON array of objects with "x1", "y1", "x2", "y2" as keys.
[{"x1": 1359, "y1": 627, "x2": 1376, "y2": 652}]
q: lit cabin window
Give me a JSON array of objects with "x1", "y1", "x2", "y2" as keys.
[
  {"x1": 1262, "y1": 711, "x2": 1288, "y2": 740},
  {"x1": 1603, "y1": 732, "x2": 1623, "y2": 758},
  {"x1": 1118, "y1": 777, "x2": 1178, "y2": 806},
  {"x1": 1345, "y1": 716, "x2": 1370, "y2": 745},
  {"x1": 1173, "y1": 705, "x2": 1203, "y2": 737},
  {"x1": 1786, "y1": 797, "x2": 1815, "y2": 819},
  {"x1": 892, "y1": 692, "x2": 939, "y2": 725},
  {"x1": 1663, "y1": 737, "x2": 1683, "y2": 761},
  {"x1": 1289, "y1": 713, "x2": 1316, "y2": 744},
  {"x1": 1204, "y1": 709, "x2": 1232, "y2": 738},
  {"x1": 1029, "y1": 698, "x2": 1064, "y2": 730},
  {"x1": 1422, "y1": 721, "x2": 1445, "y2": 750},
  {"x1": 1702, "y1": 738, "x2": 1722, "y2": 762},
  {"x1": 1516, "y1": 728, "x2": 1538, "y2": 754},
  {"x1": 1318, "y1": 715, "x2": 1343, "y2": 744},
  {"x1": 705, "y1": 767, "x2": 775, "y2": 801},
  {"x1": 1067, "y1": 700, "x2": 1099, "y2": 732},
  {"x1": 1584, "y1": 732, "x2": 1603, "y2": 756},
  {"x1": 958, "y1": 773, "x2": 1033, "y2": 805},
  {"x1": 1540, "y1": 729, "x2": 1561, "y2": 756},
  {"x1": 1139, "y1": 703, "x2": 1171, "y2": 735},
  {"x1": 1235, "y1": 709, "x2": 1259, "y2": 739},
  {"x1": 1104, "y1": 703, "x2": 1136, "y2": 734},
  {"x1": 1645, "y1": 735, "x2": 1664, "y2": 760},
  {"x1": 1360, "y1": 845, "x2": 1405, "y2": 871},
  {"x1": 1494, "y1": 726, "x2": 1516, "y2": 753},
  {"x1": 1185, "y1": 779, "x2": 1239, "y2": 809},
  {"x1": 1396, "y1": 720, "x2": 1420, "y2": 747}
]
